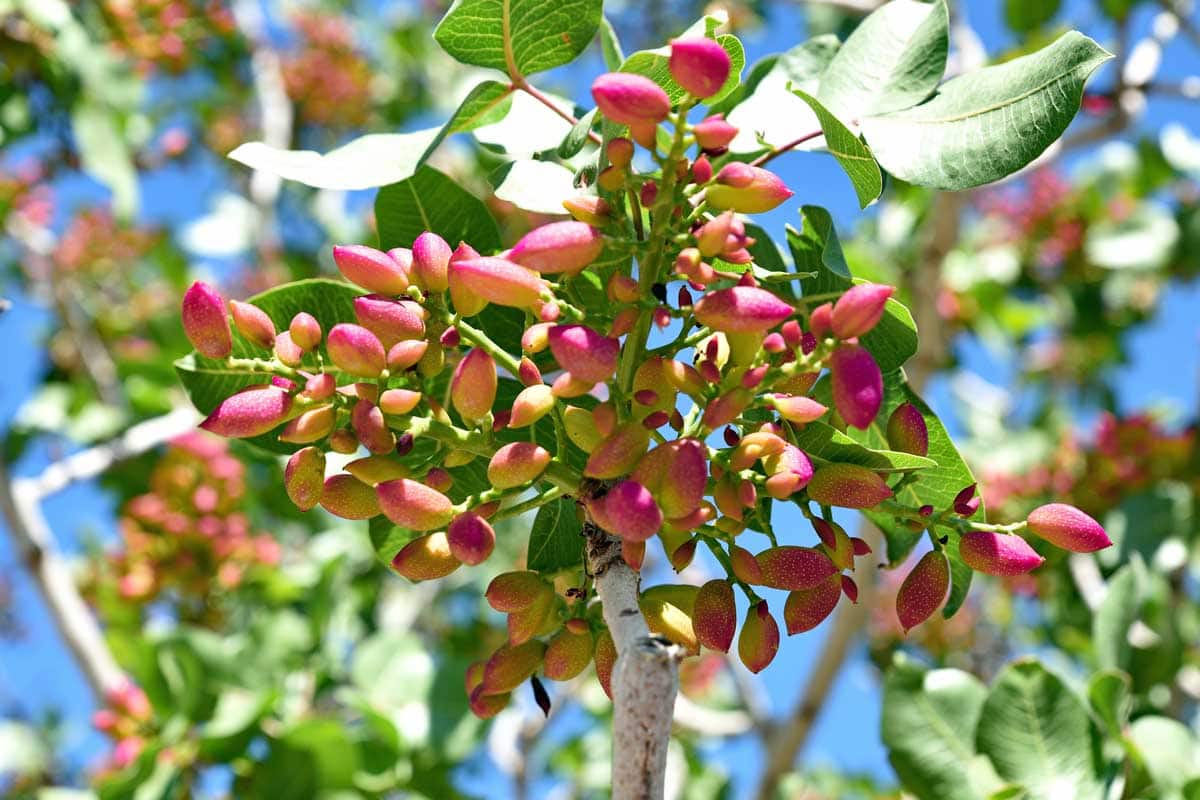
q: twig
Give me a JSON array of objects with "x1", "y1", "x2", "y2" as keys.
[
  {"x1": 750, "y1": 130, "x2": 824, "y2": 169},
  {"x1": 514, "y1": 79, "x2": 603, "y2": 145},
  {"x1": 0, "y1": 460, "x2": 125, "y2": 697}
]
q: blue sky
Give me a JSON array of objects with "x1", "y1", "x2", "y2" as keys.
[{"x1": 1, "y1": 0, "x2": 1198, "y2": 795}]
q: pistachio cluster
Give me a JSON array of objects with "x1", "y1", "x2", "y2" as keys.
[{"x1": 180, "y1": 35, "x2": 1111, "y2": 713}]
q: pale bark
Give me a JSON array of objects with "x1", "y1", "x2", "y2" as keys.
[
  {"x1": 0, "y1": 409, "x2": 199, "y2": 698},
  {"x1": 584, "y1": 522, "x2": 682, "y2": 800}
]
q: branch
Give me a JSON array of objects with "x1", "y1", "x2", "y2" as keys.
[
  {"x1": 584, "y1": 520, "x2": 681, "y2": 800},
  {"x1": 0, "y1": 408, "x2": 201, "y2": 699},
  {"x1": 0, "y1": 460, "x2": 125, "y2": 696},
  {"x1": 24, "y1": 407, "x2": 198, "y2": 501}
]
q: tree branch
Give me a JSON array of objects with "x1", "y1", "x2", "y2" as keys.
[
  {"x1": 24, "y1": 407, "x2": 198, "y2": 502},
  {"x1": 0, "y1": 460, "x2": 125, "y2": 697},
  {"x1": 584, "y1": 519, "x2": 681, "y2": 800}
]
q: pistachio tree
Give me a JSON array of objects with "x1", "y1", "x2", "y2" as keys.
[{"x1": 172, "y1": 1, "x2": 1122, "y2": 795}]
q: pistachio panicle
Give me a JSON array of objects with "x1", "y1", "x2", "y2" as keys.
[{"x1": 177, "y1": 25, "x2": 1112, "y2": 722}]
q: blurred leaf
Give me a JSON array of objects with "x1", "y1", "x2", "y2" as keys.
[
  {"x1": 882, "y1": 655, "x2": 994, "y2": 800},
  {"x1": 526, "y1": 496, "x2": 583, "y2": 573},
  {"x1": 862, "y1": 33, "x2": 1111, "y2": 190},
  {"x1": 0, "y1": 721, "x2": 48, "y2": 776},
  {"x1": 249, "y1": 718, "x2": 361, "y2": 798},
  {"x1": 1127, "y1": 717, "x2": 1200, "y2": 794},
  {"x1": 792, "y1": 89, "x2": 883, "y2": 208},
  {"x1": 228, "y1": 129, "x2": 441, "y2": 191},
  {"x1": 975, "y1": 660, "x2": 1098, "y2": 799},
  {"x1": 176, "y1": 279, "x2": 362, "y2": 455},
  {"x1": 1084, "y1": 204, "x2": 1179, "y2": 271},
  {"x1": 598, "y1": 16, "x2": 624, "y2": 70},
  {"x1": 72, "y1": 102, "x2": 138, "y2": 218},
  {"x1": 376, "y1": 165, "x2": 501, "y2": 253},
  {"x1": 1093, "y1": 565, "x2": 1140, "y2": 670},
  {"x1": 817, "y1": 0, "x2": 948, "y2": 119},
  {"x1": 199, "y1": 689, "x2": 274, "y2": 760},
  {"x1": 1087, "y1": 669, "x2": 1131, "y2": 737},
  {"x1": 434, "y1": 0, "x2": 602, "y2": 76},
  {"x1": 352, "y1": 632, "x2": 435, "y2": 712},
  {"x1": 491, "y1": 159, "x2": 578, "y2": 215},
  {"x1": 1004, "y1": 0, "x2": 1061, "y2": 32},
  {"x1": 619, "y1": 16, "x2": 745, "y2": 106}
]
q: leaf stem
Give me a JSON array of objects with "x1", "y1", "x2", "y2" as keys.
[
  {"x1": 750, "y1": 129, "x2": 824, "y2": 168},
  {"x1": 514, "y1": 79, "x2": 603, "y2": 145},
  {"x1": 448, "y1": 313, "x2": 522, "y2": 375},
  {"x1": 493, "y1": 486, "x2": 566, "y2": 521}
]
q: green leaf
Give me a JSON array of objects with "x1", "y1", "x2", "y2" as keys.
[
  {"x1": 724, "y1": 35, "x2": 840, "y2": 152},
  {"x1": 199, "y1": 689, "x2": 273, "y2": 760},
  {"x1": 446, "y1": 80, "x2": 516, "y2": 133},
  {"x1": 228, "y1": 128, "x2": 442, "y2": 191},
  {"x1": 855, "y1": 371, "x2": 983, "y2": 616},
  {"x1": 817, "y1": 0, "x2": 948, "y2": 119},
  {"x1": 1127, "y1": 717, "x2": 1200, "y2": 794},
  {"x1": 789, "y1": 206, "x2": 918, "y2": 372},
  {"x1": 599, "y1": 16, "x2": 624, "y2": 70},
  {"x1": 1087, "y1": 669, "x2": 1131, "y2": 737},
  {"x1": 619, "y1": 16, "x2": 745, "y2": 106},
  {"x1": 175, "y1": 279, "x2": 363, "y2": 455},
  {"x1": 491, "y1": 159, "x2": 578, "y2": 215},
  {"x1": 434, "y1": 0, "x2": 602, "y2": 77},
  {"x1": 1004, "y1": 0, "x2": 1061, "y2": 32},
  {"x1": 526, "y1": 496, "x2": 583, "y2": 573},
  {"x1": 791, "y1": 421, "x2": 937, "y2": 473},
  {"x1": 376, "y1": 165, "x2": 502, "y2": 253},
  {"x1": 792, "y1": 89, "x2": 883, "y2": 208},
  {"x1": 861, "y1": 32, "x2": 1112, "y2": 190},
  {"x1": 975, "y1": 661, "x2": 1099, "y2": 799},
  {"x1": 1093, "y1": 565, "x2": 1140, "y2": 670},
  {"x1": 352, "y1": 632, "x2": 435, "y2": 711},
  {"x1": 72, "y1": 103, "x2": 139, "y2": 218},
  {"x1": 882, "y1": 655, "x2": 994, "y2": 800},
  {"x1": 249, "y1": 718, "x2": 360, "y2": 797},
  {"x1": 368, "y1": 515, "x2": 419, "y2": 568},
  {"x1": 558, "y1": 108, "x2": 598, "y2": 158}
]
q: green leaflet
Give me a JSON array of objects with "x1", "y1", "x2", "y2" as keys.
[
  {"x1": 861, "y1": 32, "x2": 1112, "y2": 190},
  {"x1": 434, "y1": 0, "x2": 602, "y2": 77},
  {"x1": 792, "y1": 89, "x2": 884, "y2": 208},
  {"x1": 816, "y1": 0, "x2": 948, "y2": 120},
  {"x1": 376, "y1": 165, "x2": 502, "y2": 253}
]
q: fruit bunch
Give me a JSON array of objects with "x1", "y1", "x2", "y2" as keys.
[
  {"x1": 91, "y1": 680, "x2": 153, "y2": 772},
  {"x1": 100, "y1": 0, "x2": 240, "y2": 74},
  {"x1": 982, "y1": 412, "x2": 1195, "y2": 522},
  {"x1": 90, "y1": 432, "x2": 279, "y2": 620},
  {"x1": 281, "y1": 10, "x2": 373, "y2": 129},
  {"x1": 180, "y1": 36, "x2": 1111, "y2": 716}
]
